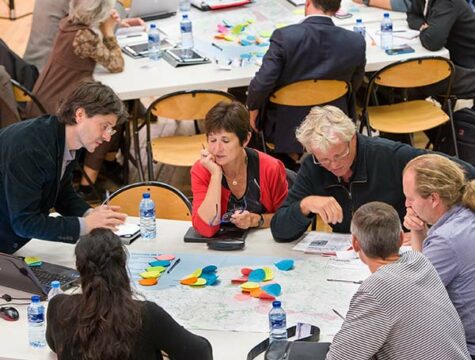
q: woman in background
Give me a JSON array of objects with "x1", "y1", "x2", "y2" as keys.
[
  {"x1": 27, "y1": 0, "x2": 126, "y2": 198},
  {"x1": 191, "y1": 101, "x2": 288, "y2": 237},
  {"x1": 46, "y1": 229, "x2": 213, "y2": 360}
]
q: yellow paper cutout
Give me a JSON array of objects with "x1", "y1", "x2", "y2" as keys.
[
  {"x1": 146, "y1": 266, "x2": 166, "y2": 273},
  {"x1": 140, "y1": 270, "x2": 162, "y2": 279},
  {"x1": 190, "y1": 278, "x2": 207, "y2": 286}
]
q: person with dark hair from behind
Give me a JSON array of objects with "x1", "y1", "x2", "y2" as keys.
[
  {"x1": 325, "y1": 202, "x2": 471, "y2": 360},
  {"x1": 246, "y1": 0, "x2": 366, "y2": 170},
  {"x1": 0, "y1": 81, "x2": 127, "y2": 255},
  {"x1": 191, "y1": 101, "x2": 288, "y2": 237},
  {"x1": 46, "y1": 229, "x2": 213, "y2": 360}
]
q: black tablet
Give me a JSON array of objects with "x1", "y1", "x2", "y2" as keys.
[{"x1": 183, "y1": 226, "x2": 248, "y2": 243}]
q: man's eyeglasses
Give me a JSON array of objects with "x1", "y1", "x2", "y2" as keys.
[
  {"x1": 312, "y1": 141, "x2": 351, "y2": 167},
  {"x1": 209, "y1": 198, "x2": 247, "y2": 226},
  {"x1": 102, "y1": 124, "x2": 117, "y2": 136}
]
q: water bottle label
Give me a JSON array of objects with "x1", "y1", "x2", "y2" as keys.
[
  {"x1": 270, "y1": 318, "x2": 286, "y2": 328},
  {"x1": 28, "y1": 312, "x2": 44, "y2": 323},
  {"x1": 142, "y1": 208, "x2": 155, "y2": 217},
  {"x1": 181, "y1": 23, "x2": 192, "y2": 33},
  {"x1": 148, "y1": 34, "x2": 160, "y2": 42}
]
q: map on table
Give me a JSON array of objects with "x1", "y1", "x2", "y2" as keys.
[{"x1": 128, "y1": 252, "x2": 369, "y2": 337}]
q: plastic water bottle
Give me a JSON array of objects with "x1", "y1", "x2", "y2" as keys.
[
  {"x1": 380, "y1": 13, "x2": 393, "y2": 50},
  {"x1": 180, "y1": 14, "x2": 194, "y2": 59},
  {"x1": 269, "y1": 301, "x2": 287, "y2": 343},
  {"x1": 148, "y1": 23, "x2": 161, "y2": 61},
  {"x1": 139, "y1": 192, "x2": 156, "y2": 239},
  {"x1": 353, "y1": 18, "x2": 366, "y2": 38},
  {"x1": 47, "y1": 280, "x2": 64, "y2": 301},
  {"x1": 28, "y1": 295, "x2": 46, "y2": 348},
  {"x1": 179, "y1": 0, "x2": 191, "y2": 12}
]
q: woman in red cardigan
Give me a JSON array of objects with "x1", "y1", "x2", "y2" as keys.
[{"x1": 191, "y1": 101, "x2": 288, "y2": 237}]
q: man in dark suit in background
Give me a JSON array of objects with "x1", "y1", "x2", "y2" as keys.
[
  {"x1": 407, "y1": 0, "x2": 475, "y2": 98},
  {"x1": 246, "y1": 0, "x2": 366, "y2": 169}
]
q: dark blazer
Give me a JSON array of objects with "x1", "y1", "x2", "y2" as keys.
[
  {"x1": 247, "y1": 16, "x2": 366, "y2": 154},
  {"x1": 271, "y1": 134, "x2": 475, "y2": 242},
  {"x1": 407, "y1": 0, "x2": 475, "y2": 69},
  {"x1": 0, "y1": 116, "x2": 90, "y2": 254}
]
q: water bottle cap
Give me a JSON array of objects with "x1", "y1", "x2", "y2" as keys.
[
  {"x1": 356, "y1": 18, "x2": 362, "y2": 23},
  {"x1": 272, "y1": 301, "x2": 281, "y2": 307},
  {"x1": 383, "y1": 13, "x2": 390, "y2": 17},
  {"x1": 182, "y1": 14, "x2": 189, "y2": 19},
  {"x1": 31, "y1": 295, "x2": 40, "y2": 303},
  {"x1": 51, "y1": 280, "x2": 60, "y2": 289},
  {"x1": 150, "y1": 23, "x2": 157, "y2": 29},
  {"x1": 142, "y1": 192, "x2": 151, "y2": 199}
]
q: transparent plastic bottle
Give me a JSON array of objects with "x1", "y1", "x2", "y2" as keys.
[
  {"x1": 148, "y1": 23, "x2": 161, "y2": 61},
  {"x1": 380, "y1": 13, "x2": 393, "y2": 50},
  {"x1": 269, "y1": 301, "x2": 287, "y2": 343},
  {"x1": 139, "y1": 192, "x2": 156, "y2": 239},
  {"x1": 180, "y1": 14, "x2": 194, "y2": 59},
  {"x1": 28, "y1": 295, "x2": 46, "y2": 348},
  {"x1": 47, "y1": 280, "x2": 64, "y2": 301},
  {"x1": 179, "y1": 0, "x2": 191, "y2": 12},
  {"x1": 353, "y1": 18, "x2": 366, "y2": 38}
]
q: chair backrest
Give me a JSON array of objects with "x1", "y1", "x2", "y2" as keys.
[
  {"x1": 371, "y1": 57, "x2": 454, "y2": 89},
  {"x1": 269, "y1": 79, "x2": 350, "y2": 106},
  {"x1": 10, "y1": 79, "x2": 47, "y2": 116},
  {"x1": 147, "y1": 90, "x2": 235, "y2": 121},
  {"x1": 106, "y1": 181, "x2": 192, "y2": 220}
]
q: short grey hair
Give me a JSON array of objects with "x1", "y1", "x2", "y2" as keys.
[
  {"x1": 350, "y1": 202, "x2": 402, "y2": 259},
  {"x1": 69, "y1": 0, "x2": 115, "y2": 27},
  {"x1": 295, "y1": 105, "x2": 356, "y2": 152}
]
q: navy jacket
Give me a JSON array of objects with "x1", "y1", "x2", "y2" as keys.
[
  {"x1": 247, "y1": 16, "x2": 366, "y2": 153},
  {"x1": 0, "y1": 116, "x2": 90, "y2": 254},
  {"x1": 271, "y1": 134, "x2": 475, "y2": 242}
]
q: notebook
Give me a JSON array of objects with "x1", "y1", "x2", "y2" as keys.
[
  {"x1": 128, "y1": 0, "x2": 179, "y2": 21},
  {"x1": 184, "y1": 226, "x2": 248, "y2": 243},
  {"x1": 0, "y1": 253, "x2": 80, "y2": 297}
]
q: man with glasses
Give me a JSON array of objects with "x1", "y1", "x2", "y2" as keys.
[
  {"x1": 0, "y1": 81, "x2": 128, "y2": 254},
  {"x1": 270, "y1": 105, "x2": 475, "y2": 242}
]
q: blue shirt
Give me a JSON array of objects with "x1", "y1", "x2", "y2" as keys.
[{"x1": 424, "y1": 205, "x2": 475, "y2": 355}]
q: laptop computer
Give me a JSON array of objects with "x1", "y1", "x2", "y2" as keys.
[
  {"x1": 0, "y1": 253, "x2": 80, "y2": 297},
  {"x1": 128, "y1": 0, "x2": 179, "y2": 21}
]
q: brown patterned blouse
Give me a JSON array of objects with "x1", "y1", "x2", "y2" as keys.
[{"x1": 73, "y1": 29, "x2": 124, "y2": 73}]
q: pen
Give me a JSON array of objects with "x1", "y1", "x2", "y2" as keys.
[
  {"x1": 211, "y1": 42, "x2": 223, "y2": 51},
  {"x1": 332, "y1": 308, "x2": 346, "y2": 320},
  {"x1": 327, "y1": 278, "x2": 363, "y2": 284},
  {"x1": 167, "y1": 258, "x2": 181, "y2": 274},
  {"x1": 367, "y1": 32, "x2": 376, "y2": 47}
]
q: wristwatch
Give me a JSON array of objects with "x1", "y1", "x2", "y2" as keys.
[{"x1": 257, "y1": 214, "x2": 264, "y2": 228}]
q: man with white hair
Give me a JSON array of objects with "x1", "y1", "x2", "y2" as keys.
[{"x1": 270, "y1": 105, "x2": 475, "y2": 242}]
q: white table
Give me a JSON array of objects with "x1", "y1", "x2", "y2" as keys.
[
  {"x1": 94, "y1": 0, "x2": 447, "y2": 100},
  {"x1": 1, "y1": 219, "x2": 368, "y2": 360}
]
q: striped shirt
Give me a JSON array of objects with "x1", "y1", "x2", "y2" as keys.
[{"x1": 326, "y1": 251, "x2": 471, "y2": 360}]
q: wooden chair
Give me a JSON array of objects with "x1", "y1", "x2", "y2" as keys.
[
  {"x1": 145, "y1": 89, "x2": 235, "y2": 181},
  {"x1": 360, "y1": 56, "x2": 458, "y2": 157},
  {"x1": 11, "y1": 79, "x2": 46, "y2": 118},
  {"x1": 106, "y1": 181, "x2": 192, "y2": 220},
  {"x1": 260, "y1": 79, "x2": 352, "y2": 151}
]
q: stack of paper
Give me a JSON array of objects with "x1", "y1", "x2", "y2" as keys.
[{"x1": 292, "y1": 232, "x2": 352, "y2": 255}]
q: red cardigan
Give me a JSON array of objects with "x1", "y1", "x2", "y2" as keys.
[{"x1": 191, "y1": 150, "x2": 288, "y2": 237}]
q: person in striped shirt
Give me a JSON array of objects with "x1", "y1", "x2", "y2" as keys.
[{"x1": 326, "y1": 201, "x2": 470, "y2": 360}]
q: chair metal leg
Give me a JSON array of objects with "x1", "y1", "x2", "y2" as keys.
[
  {"x1": 447, "y1": 98, "x2": 460, "y2": 158},
  {"x1": 76, "y1": 163, "x2": 102, "y2": 202}
]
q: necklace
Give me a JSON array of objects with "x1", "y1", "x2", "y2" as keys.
[{"x1": 224, "y1": 153, "x2": 248, "y2": 187}]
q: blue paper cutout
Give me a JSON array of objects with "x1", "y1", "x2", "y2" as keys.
[
  {"x1": 201, "y1": 273, "x2": 218, "y2": 285},
  {"x1": 275, "y1": 259, "x2": 294, "y2": 271},
  {"x1": 248, "y1": 268, "x2": 266, "y2": 282},
  {"x1": 148, "y1": 260, "x2": 171, "y2": 267},
  {"x1": 262, "y1": 283, "x2": 281, "y2": 297},
  {"x1": 202, "y1": 265, "x2": 217, "y2": 273}
]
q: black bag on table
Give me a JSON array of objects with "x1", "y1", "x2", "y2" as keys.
[
  {"x1": 437, "y1": 108, "x2": 475, "y2": 165},
  {"x1": 247, "y1": 324, "x2": 330, "y2": 360}
]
